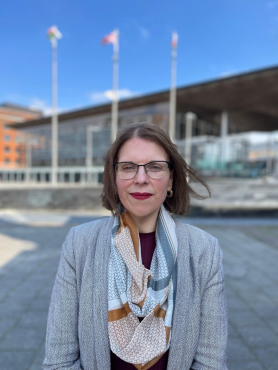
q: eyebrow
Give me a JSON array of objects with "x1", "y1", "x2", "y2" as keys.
[{"x1": 116, "y1": 160, "x2": 168, "y2": 163}]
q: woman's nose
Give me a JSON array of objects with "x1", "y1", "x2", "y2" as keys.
[{"x1": 134, "y1": 166, "x2": 149, "y2": 183}]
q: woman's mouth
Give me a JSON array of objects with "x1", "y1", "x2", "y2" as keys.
[{"x1": 130, "y1": 192, "x2": 153, "y2": 200}]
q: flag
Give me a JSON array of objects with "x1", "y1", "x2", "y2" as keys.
[
  {"x1": 47, "y1": 26, "x2": 63, "y2": 41},
  {"x1": 171, "y1": 31, "x2": 178, "y2": 49},
  {"x1": 101, "y1": 30, "x2": 117, "y2": 45}
]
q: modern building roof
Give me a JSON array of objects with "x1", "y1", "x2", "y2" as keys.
[
  {"x1": 10, "y1": 65, "x2": 278, "y2": 132},
  {"x1": 0, "y1": 102, "x2": 42, "y2": 115}
]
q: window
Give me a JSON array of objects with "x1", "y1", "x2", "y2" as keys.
[
  {"x1": 4, "y1": 135, "x2": 10, "y2": 142},
  {"x1": 15, "y1": 136, "x2": 22, "y2": 143},
  {"x1": 4, "y1": 158, "x2": 10, "y2": 163},
  {"x1": 4, "y1": 147, "x2": 10, "y2": 153}
]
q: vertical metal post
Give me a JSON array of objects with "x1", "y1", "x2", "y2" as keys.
[
  {"x1": 86, "y1": 126, "x2": 101, "y2": 183},
  {"x1": 26, "y1": 139, "x2": 31, "y2": 183},
  {"x1": 220, "y1": 111, "x2": 229, "y2": 169},
  {"x1": 51, "y1": 40, "x2": 58, "y2": 185},
  {"x1": 111, "y1": 29, "x2": 119, "y2": 143},
  {"x1": 169, "y1": 33, "x2": 177, "y2": 141},
  {"x1": 274, "y1": 132, "x2": 278, "y2": 175},
  {"x1": 185, "y1": 112, "x2": 196, "y2": 168},
  {"x1": 266, "y1": 133, "x2": 273, "y2": 174},
  {"x1": 87, "y1": 126, "x2": 93, "y2": 183}
]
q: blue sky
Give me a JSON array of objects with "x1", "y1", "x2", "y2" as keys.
[{"x1": 1, "y1": 0, "x2": 278, "y2": 115}]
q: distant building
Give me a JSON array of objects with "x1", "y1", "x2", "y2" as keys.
[
  {"x1": 6, "y1": 65, "x2": 278, "y2": 181},
  {"x1": 0, "y1": 103, "x2": 42, "y2": 168}
]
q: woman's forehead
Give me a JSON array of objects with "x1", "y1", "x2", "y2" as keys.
[{"x1": 117, "y1": 138, "x2": 168, "y2": 161}]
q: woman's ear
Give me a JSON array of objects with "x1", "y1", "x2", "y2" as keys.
[{"x1": 167, "y1": 171, "x2": 174, "y2": 191}]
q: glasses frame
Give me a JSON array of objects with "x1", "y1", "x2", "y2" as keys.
[{"x1": 114, "y1": 161, "x2": 172, "y2": 180}]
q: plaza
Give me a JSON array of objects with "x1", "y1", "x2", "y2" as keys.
[{"x1": 0, "y1": 210, "x2": 277, "y2": 370}]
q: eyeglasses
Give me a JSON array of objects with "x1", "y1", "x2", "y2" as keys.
[{"x1": 114, "y1": 161, "x2": 172, "y2": 180}]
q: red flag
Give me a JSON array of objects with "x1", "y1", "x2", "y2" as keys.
[{"x1": 101, "y1": 30, "x2": 117, "y2": 45}]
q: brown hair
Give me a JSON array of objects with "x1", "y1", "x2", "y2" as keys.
[{"x1": 101, "y1": 122, "x2": 210, "y2": 215}]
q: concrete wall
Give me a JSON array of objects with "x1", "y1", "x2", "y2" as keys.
[
  {"x1": 1, "y1": 178, "x2": 278, "y2": 217},
  {"x1": 0, "y1": 187, "x2": 103, "y2": 210}
]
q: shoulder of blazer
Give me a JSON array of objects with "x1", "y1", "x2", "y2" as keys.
[
  {"x1": 174, "y1": 217, "x2": 220, "y2": 260},
  {"x1": 71, "y1": 216, "x2": 114, "y2": 242},
  {"x1": 174, "y1": 218, "x2": 223, "y2": 292},
  {"x1": 61, "y1": 216, "x2": 115, "y2": 267}
]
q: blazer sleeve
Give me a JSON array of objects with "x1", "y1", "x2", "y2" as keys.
[
  {"x1": 191, "y1": 239, "x2": 228, "y2": 370},
  {"x1": 43, "y1": 228, "x2": 83, "y2": 370}
]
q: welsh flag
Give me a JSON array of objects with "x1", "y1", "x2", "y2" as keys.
[
  {"x1": 171, "y1": 31, "x2": 178, "y2": 49},
  {"x1": 47, "y1": 26, "x2": 63, "y2": 41},
  {"x1": 101, "y1": 30, "x2": 118, "y2": 45}
]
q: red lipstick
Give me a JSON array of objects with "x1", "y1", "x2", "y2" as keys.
[{"x1": 130, "y1": 192, "x2": 153, "y2": 200}]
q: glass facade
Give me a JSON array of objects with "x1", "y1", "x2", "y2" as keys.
[{"x1": 18, "y1": 103, "x2": 170, "y2": 167}]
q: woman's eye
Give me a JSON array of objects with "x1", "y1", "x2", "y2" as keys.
[
  {"x1": 122, "y1": 165, "x2": 136, "y2": 171},
  {"x1": 148, "y1": 165, "x2": 162, "y2": 171}
]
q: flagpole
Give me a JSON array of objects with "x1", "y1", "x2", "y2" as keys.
[
  {"x1": 169, "y1": 32, "x2": 178, "y2": 142},
  {"x1": 111, "y1": 29, "x2": 119, "y2": 143},
  {"x1": 51, "y1": 38, "x2": 58, "y2": 185}
]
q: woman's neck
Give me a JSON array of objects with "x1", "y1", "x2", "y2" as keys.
[{"x1": 129, "y1": 212, "x2": 158, "y2": 233}]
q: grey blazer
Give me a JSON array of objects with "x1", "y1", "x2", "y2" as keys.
[{"x1": 43, "y1": 217, "x2": 228, "y2": 370}]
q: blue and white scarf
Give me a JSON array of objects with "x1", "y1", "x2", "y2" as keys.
[{"x1": 108, "y1": 205, "x2": 178, "y2": 369}]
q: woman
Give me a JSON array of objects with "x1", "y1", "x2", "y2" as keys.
[{"x1": 43, "y1": 123, "x2": 228, "y2": 370}]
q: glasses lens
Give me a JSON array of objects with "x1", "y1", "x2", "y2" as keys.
[
  {"x1": 116, "y1": 163, "x2": 137, "y2": 179},
  {"x1": 145, "y1": 162, "x2": 169, "y2": 179}
]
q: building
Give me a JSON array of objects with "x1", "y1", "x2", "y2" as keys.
[
  {"x1": 6, "y1": 65, "x2": 278, "y2": 182},
  {"x1": 0, "y1": 103, "x2": 42, "y2": 168}
]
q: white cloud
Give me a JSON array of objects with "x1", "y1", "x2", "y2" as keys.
[
  {"x1": 29, "y1": 98, "x2": 53, "y2": 116},
  {"x1": 89, "y1": 89, "x2": 140, "y2": 103},
  {"x1": 219, "y1": 70, "x2": 238, "y2": 78},
  {"x1": 29, "y1": 98, "x2": 69, "y2": 117},
  {"x1": 2, "y1": 95, "x2": 67, "y2": 116},
  {"x1": 140, "y1": 27, "x2": 150, "y2": 39}
]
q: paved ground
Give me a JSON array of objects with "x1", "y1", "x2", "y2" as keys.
[{"x1": 0, "y1": 211, "x2": 277, "y2": 370}]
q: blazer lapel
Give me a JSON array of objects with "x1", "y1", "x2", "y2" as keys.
[
  {"x1": 167, "y1": 221, "x2": 193, "y2": 370},
  {"x1": 92, "y1": 217, "x2": 114, "y2": 369}
]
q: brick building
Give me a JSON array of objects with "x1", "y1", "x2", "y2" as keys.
[{"x1": 0, "y1": 103, "x2": 42, "y2": 168}]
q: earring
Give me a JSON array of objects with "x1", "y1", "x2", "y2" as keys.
[{"x1": 167, "y1": 189, "x2": 173, "y2": 198}]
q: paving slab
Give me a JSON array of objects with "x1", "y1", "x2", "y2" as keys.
[
  {"x1": 227, "y1": 337, "x2": 257, "y2": 361},
  {"x1": 0, "y1": 351, "x2": 35, "y2": 370},
  {"x1": 227, "y1": 361, "x2": 264, "y2": 370}
]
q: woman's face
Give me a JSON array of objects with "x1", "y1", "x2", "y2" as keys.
[{"x1": 115, "y1": 138, "x2": 173, "y2": 232}]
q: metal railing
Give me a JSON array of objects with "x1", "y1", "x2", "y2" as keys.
[{"x1": 0, "y1": 166, "x2": 104, "y2": 184}]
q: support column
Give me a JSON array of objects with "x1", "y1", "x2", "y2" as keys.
[
  {"x1": 266, "y1": 134, "x2": 273, "y2": 175},
  {"x1": 184, "y1": 112, "x2": 197, "y2": 167},
  {"x1": 220, "y1": 111, "x2": 229, "y2": 168}
]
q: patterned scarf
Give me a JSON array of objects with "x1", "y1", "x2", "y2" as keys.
[{"x1": 108, "y1": 205, "x2": 178, "y2": 370}]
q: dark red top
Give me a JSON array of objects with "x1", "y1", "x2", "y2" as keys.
[{"x1": 111, "y1": 231, "x2": 169, "y2": 370}]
